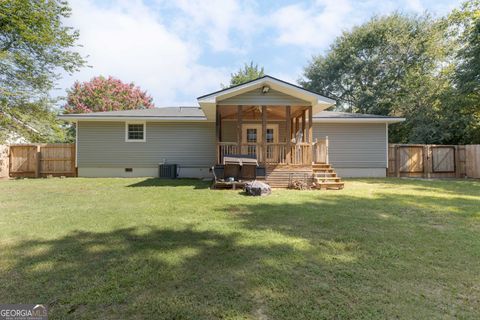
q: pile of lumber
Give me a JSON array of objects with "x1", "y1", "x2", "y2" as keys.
[{"x1": 288, "y1": 180, "x2": 310, "y2": 190}]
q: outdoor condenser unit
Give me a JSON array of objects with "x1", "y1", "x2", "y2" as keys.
[{"x1": 159, "y1": 164, "x2": 177, "y2": 179}]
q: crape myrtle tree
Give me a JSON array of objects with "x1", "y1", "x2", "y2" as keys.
[{"x1": 63, "y1": 76, "x2": 154, "y2": 114}]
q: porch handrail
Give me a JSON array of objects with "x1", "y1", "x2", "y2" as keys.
[
  {"x1": 313, "y1": 136, "x2": 329, "y2": 164},
  {"x1": 217, "y1": 142, "x2": 313, "y2": 165}
]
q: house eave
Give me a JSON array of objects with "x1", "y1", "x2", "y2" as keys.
[
  {"x1": 197, "y1": 76, "x2": 335, "y2": 121},
  {"x1": 197, "y1": 76, "x2": 335, "y2": 105},
  {"x1": 313, "y1": 118, "x2": 405, "y2": 124},
  {"x1": 57, "y1": 115, "x2": 209, "y2": 122}
]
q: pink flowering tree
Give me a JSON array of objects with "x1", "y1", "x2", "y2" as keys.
[{"x1": 63, "y1": 76, "x2": 154, "y2": 113}]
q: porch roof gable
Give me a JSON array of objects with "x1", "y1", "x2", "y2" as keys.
[{"x1": 197, "y1": 75, "x2": 335, "y2": 121}]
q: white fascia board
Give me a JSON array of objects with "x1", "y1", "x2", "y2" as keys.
[
  {"x1": 198, "y1": 76, "x2": 335, "y2": 105},
  {"x1": 313, "y1": 118, "x2": 405, "y2": 124},
  {"x1": 58, "y1": 116, "x2": 208, "y2": 122}
]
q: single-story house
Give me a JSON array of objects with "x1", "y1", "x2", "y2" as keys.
[{"x1": 59, "y1": 75, "x2": 404, "y2": 186}]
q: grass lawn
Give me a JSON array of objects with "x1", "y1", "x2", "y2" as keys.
[{"x1": 0, "y1": 178, "x2": 479, "y2": 319}]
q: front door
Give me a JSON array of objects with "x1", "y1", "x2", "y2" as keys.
[{"x1": 242, "y1": 124, "x2": 279, "y2": 161}]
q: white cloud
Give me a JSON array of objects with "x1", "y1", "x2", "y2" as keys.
[
  {"x1": 168, "y1": 0, "x2": 261, "y2": 53},
  {"x1": 270, "y1": 0, "x2": 353, "y2": 51},
  {"x1": 59, "y1": 0, "x2": 229, "y2": 106},
  {"x1": 405, "y1": 0, "x2": 425, "y2": 13},
  {"x1": 54, "y1": 0, "x2": 458, "y2": 106}
]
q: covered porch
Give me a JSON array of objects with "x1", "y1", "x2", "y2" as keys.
[
  {"x1": 215, "y1": 105, "x2": 328, "y2": 166},
  {"x1": 198, "y1": 75, "x2": 339, "y2": 188}
]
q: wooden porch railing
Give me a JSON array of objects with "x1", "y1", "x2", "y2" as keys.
[
  {"x1": 218, "y1": 142, "x2": 324, "y2": 165},
  {"x1": 313, "y1": 137, "x2": 329, "y2": 164}
]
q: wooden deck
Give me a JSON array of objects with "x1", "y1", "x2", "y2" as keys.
[
  {"x1": 212, "y1": 163, "x2": 344, "y2": 190},
  {"x1": 213, "y1": 102, "x2": 343, "y2": 189}
]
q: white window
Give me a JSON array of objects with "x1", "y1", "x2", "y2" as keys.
[{"x1": 125, "y1": 122, "x2": 146, "y2": 142}]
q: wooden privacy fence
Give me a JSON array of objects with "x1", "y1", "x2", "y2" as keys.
[
  {"x1": 9, "y1": 144, "x2": 76, "y2": 178},
  {"x1": 466, "y1": 145, "x2": 480, "y2": 178},
  {"x1": 387, "y1": 144, "x2": 480, "y2": 178}
]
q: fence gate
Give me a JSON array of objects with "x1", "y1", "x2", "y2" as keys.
[
  {"x1": 398, "y1": 146, "x2": 424, "y2": 174},
  {"x1": 431, "y1": 146, "x2": 455, "y2": 173},
  {"x1": 9, "y1": 145, "x2": 38, "y2": 177},
  {"x1": 9, "y1": 144, "x2": 76, "y2": 178},
  {"x1": 389, "y1": 144, "x2": 465, "y2": 178}
]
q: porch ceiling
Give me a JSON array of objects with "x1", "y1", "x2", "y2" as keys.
[{"x1": 219, "y1": 105, "x2": 308, "y2": 120}]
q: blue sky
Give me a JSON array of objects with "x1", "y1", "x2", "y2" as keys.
[{"x1": 57, "y1": 0, "x2": 462, "y2": 106}]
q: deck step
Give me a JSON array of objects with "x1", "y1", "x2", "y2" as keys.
[
  {"x1": 313, "y1": 170, "x2": 335, "y2": 174},
  {"x1": 312, "y1": 163, "x2": 332, "y2": 168},
  {"x1": 313, "y1": 177, "x2": 342, "y2": 182},
  {"x1": 313, "y1": 172, "x2": 337, "y2": 176},
  {"x1": 261, "y1": 164, "x2": 344, "y2": 190},
  {"x1": 312, "y1": 182, "x2": 345, "y2": 190}
]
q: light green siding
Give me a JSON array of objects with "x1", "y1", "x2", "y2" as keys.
[
  {"x1": 218, "y1": 88, "x2": 309, "y2": 106},
  {"x1": 77, "y1": 121, "x2": 216, "y2": 168},
  {"x1": 313, "y1": 123, "x2": 387, "y2": 168},
  {"x1": 77, "y1": 121, "x2": 388, "y2": 172}
]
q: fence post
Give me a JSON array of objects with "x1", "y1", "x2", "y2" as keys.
[
  {"x1": 71, "y1": 144, "x2": 76, "y2": 176},
  {"x1": 423, "y1": 145, "x2": 428, "y2": 178},
  {"x1": 455, "y1": 145, "x2": 461, "y2": 178},
  {"x1": 395, "y1": 145, "x2": 400, "y2": 178},
  {"x1": 7, "y1": 146, "x2": 11, "y2": 178},
  {"x1": 35, "y1": 145, "x2": 41, "y2": 178},
  {"x1": 325, "y1": 136, "x2": 329, "y2": 165}
]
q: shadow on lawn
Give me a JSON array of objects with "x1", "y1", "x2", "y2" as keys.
[
  {"x1": 2, "y1": 226, "x2": 356, "y2": 319},
  {"x1": 2, "y1": 180, "x2": 480, "y2": 319},
  {"x1": 226, "y1": 188, "x2": 480, "y2": 241},
  {"x1": 127, "y1": 178, "x2": 210, "y2": 189}
]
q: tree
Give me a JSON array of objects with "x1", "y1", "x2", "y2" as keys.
[
  {"x1": 0, "y1": 0, "x2": 86, "y2": 142},
  {"x1": 446, "y1": 0, "x2": 480, "y2": 143},
  {"x1": 302, "y1": 13, "x2": 442, "y2": 114},
  {"x1": 301, "y1": 13, "x2": 459, "y2": 143},
  {"x1": 63, "y1": 76, "x2": 154, "y2": 114},
  {"x1": 225, "y1": 62, "x2": 265, "y2": 87}
]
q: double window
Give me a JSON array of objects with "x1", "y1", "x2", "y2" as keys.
[{"x1": 125, "y1": 122, "x2": 146, "y2": 142}]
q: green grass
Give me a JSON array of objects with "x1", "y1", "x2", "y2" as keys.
[{"x1": 0, "y1": 178, "x2": 479, "y2": 319}]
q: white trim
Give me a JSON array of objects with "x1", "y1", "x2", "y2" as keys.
[
  {"x1": 385, "y1": 123, "x2": 389, "y2": 168},
  {"x1": 198, "y1": 76, "x2": 335, "y2": 105},
  {"x1": 313, "y1": 118, "x2": 405, "y2": 124},
  {"x1": 60, "y1": 116, "x2": 403, "y2": 124},
  {"x1": 58, "y1": 115, "x2": 207, "y2": 122},
  {"x1": 75, "y1": 121, "x2": 78, "y2": 168},
  {"x1": 241, "y1": 124, "x2": 279, "y2": 143},
  {"x1": 125, "y1": 121, "x2": 146, "y2": 142}
]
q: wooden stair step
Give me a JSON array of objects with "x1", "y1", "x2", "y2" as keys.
[
  {"x1": 314, "y1": 177, "x2": 342, "y2": 182},
  {"x1": 312, "y1": 182, "x2": 345, "y2": 190},
  {"x1": 313, "y1": 168, "x2": 335, "y2": 172},
  {"x1": 313, "y1": 163, "x2": 331, "y2": 167},
  {"x1": 313, "y1": 172, "x2": 337, "y2": 177}
]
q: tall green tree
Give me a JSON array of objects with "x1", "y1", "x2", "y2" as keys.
[
  {"x1": 0, "y1": 0, "x2": 85, "y2": 142},
  {"x1": 445, "y1": 0, "x2": 480, "y2": 143},
  {"x1": 225, "y1": 62, "x2": 265, "y2": 87},
  {"x1": 301, "y1": 12, "x2": 472, "y2": 143}
]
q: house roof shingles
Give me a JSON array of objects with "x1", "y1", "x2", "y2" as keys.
[
  {"x1": 59, "y1": 107, "x2": 404, "y2": 122},
  {"x1": 59, "y1": 107, "x2": 206, "y2": 120},
  {"x1": 313, "y1": 111, "x2": 401, "y2": 119}
]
